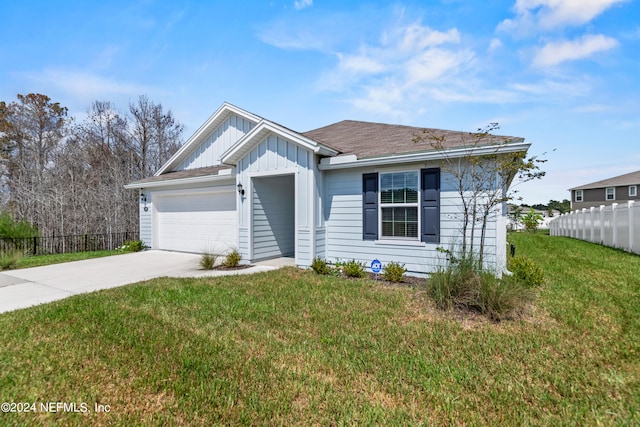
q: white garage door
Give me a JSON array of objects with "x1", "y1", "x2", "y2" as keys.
[{"x1": 155, "y1": 191, "x2": 237, "y2": 254}]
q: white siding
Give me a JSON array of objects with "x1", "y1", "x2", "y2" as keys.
[
  {"x1": 237, "y1": 134, "x2": 318, "y2": 266},
  {"x1": 177, "y1": 114, "x2": 254, "y2": 170},
  {"x1": 324, "y1": 165, "x2": 503, "y2": 275}
]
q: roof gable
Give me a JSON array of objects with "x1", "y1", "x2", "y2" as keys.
[
  {"x1": 221, "y1": 119, "x2": 339, "y2": 165},
  {"x1": 155, "y1": 102, "x2": 261, "y2": 175}
]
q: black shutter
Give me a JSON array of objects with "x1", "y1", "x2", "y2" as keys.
[
  {"x1": 421, "y1": 168, "x2": 440, "y2": 243},
  {"x1": 362, "y1": 173, "x2": 378, "y2": 240}
]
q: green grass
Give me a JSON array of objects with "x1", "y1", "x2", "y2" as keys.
[
  {"x1": 0, "y1": 234, "x2": 638, "y2": 425},
  {"x1": 14, "y1": 250, "x2": 121, "y2": 269}
]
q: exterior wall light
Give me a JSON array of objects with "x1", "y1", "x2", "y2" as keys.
[{"x1": 237, "y1": 183, "x2": 245, "y2": 196}]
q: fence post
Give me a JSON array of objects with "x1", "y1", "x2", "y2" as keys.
[
  {"x1": 589, "y1": 207, "x2": 595, "y2": 242},
  {"x1": 600, "y1": 205, "x2": 605, "y2": 244},
  {"x1": 612, "y1": 203, "x2": 618, "y2": 248},
  {"x1": 629, "y1": 201, "x2": 635, "y2": 253},
  {"x1": 581, "y1": 208, "x2": 587, "y2": 240}
]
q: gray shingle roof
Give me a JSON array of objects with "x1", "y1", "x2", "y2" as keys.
[
  {"x1": 570, "y1": 170, "x2": 640, "y2": 190},
  {"x1": 302, "y1": 120, "x2": 524, "y2": 159}
]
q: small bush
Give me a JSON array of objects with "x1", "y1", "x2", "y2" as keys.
[
  {"x1": 311, "y1": 257, "x2": 331, "y2": 275},
  {"x1": 120, "y1": 240, "x2": 146, "y2": 252},
  {"x1": 222, "y1": 249, "x2": 242, "y2": 268},
  {"x1": 200, "y1": 252, "x2": 218, "y2": 270},
  {"x1": 0, "y1": 250, "x2": 23, "y2": 270},
  {"x1": 508, "y1": 255, "x2": 545, "y2": 288},
  {"x1": 342, "y1": 259, "x2": 367, "y2": 278},
  {"x1": 382, "y1": 261, "x2": 407, "y2": 282}
]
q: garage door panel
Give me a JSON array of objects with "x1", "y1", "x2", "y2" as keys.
[{"x1": 155, "y1": 191, "x2": 237, "y2": 254}]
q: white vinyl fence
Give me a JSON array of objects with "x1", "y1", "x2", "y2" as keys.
[{"x1": 550, "y1": 201, "x2": 640, "y2": 255}]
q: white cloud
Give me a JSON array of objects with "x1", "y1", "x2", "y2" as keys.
[
  {"x1": 499, "y1": 0, "x2": 627, "y2": 34},
  {"x1": 293, "y1": 0, "x2": 312, "y2": 11},
  {"x1": 532, "y1": 34, "x2": 618, "y2": 67},
  {"x1": 488, "y1": 38, "x2": 503, "y2": 53},
  {"x1": 320, "y1": 22, "x2": 477, "y2": 115}
]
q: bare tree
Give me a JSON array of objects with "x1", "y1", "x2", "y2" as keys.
[
  {"x1": 415, "y1": 124, "x2": 545, "y2": 266},
  {"x1": 0, "y1": 94, "x2": 69, "y2": 234},
  {"x1": 129, "y1": 95, "x2": 183, "y2": 178}
]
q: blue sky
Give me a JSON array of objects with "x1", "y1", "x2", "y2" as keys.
[{"x1": 1, "y1": 0, "x2": 638, "y2": 204}]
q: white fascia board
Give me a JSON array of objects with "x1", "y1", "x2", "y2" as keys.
[
  {"x1": 124, "y1": 170, "x2": 235, "y2": 190},
  {"x1": 318, "y1": 141, "x2": 532, "y2": 170},
  {"x1": 155, "y1": 102, "x2": 261, "y2": 176},
  {"x1": 221, "y1": 120, "x2": 339, "y2": 165}
]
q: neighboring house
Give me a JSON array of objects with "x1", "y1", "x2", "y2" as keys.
[
  {"x1": 569, "y1": 170, "x2": 640, "y2": 210},
  {"x1": 125, "y1": 103, "x2": 531, "y2": 275}
]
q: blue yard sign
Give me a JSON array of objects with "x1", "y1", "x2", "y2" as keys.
[{"x1": 370, "y1": 259, "x2": 382, "y2": 273}]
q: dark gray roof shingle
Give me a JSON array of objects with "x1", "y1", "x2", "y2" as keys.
[{"x1": 302, "y1": 120, "x2": 524, "y2": 159}]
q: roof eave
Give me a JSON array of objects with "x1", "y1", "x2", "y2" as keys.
[
  {"x1": 318, "y1": 141, "x2": 532, "y2": 170},
  {"x1": 124, "y1": 169, "x2": 235, "y2": 190}
]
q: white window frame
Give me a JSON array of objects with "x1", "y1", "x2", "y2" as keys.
[
  {"x1": 379, "y1": 170, "x2": 420, "y2": 241},
  {"x1": 575, "y1": 190, "x2": 583, "y2": 202},
  {"x1": 629, "y1": 185, "x2": 637, "y2": 197},
  {"x1": 606, "y1": 187, "x2": 615, "y2": 201}
]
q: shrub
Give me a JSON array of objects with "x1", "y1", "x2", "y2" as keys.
[
  {"x1": 0, "y1": 212, "x2": 39, "y2": 239},
  {"x1": 120, "y1": 240, "x2": 146, "y2": 252},
  {"x1": 382, "y1": 261, "x2": 407, "y2": 282},
  {"x1": 0, "y1": 250, "x2": 23, "y2": 270},
  {"x1": 342, "y1": 259, "x2": 367, "y2": 278},
  {"x1": 200, "y1": 252, "x2": 218, "y2": 270},
  {"x1": 427, "y1": 255, "x2": 534, "y2": 321},
  {"x1": 311, "y1": 257, "x2": 331, "y2": 275},
  {"x1": 508, "y1": 255, "x2": 545, "y2": 288},
  {"x1": 222, "y1": 249, "x2": 242, "y2": 268},
  {"x1": 478, "y1": 274, "x2": 535, "y2": 322}
]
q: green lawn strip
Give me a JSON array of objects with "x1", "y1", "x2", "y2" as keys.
[
  {"x1": 1, "y1": 236, "x2": 639, "y2": 425},
  {"x1": 14, "y1": 250, "x2": 122, "y2": 269}
]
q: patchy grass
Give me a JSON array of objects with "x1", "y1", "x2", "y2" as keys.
[
  {"x1": 0, "y1": 234, "x2": 639, "y2": 425},
  {"x1": 14, "y1": 250, "x2": 121, "y2": 269}
]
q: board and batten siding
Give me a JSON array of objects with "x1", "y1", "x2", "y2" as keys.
[
  {"x1": 252, "y1": 175, "x2": 295, "y2": 260},
  {"x1": 324, "y1": 166, "x2": 503, "y2": 275},
  {"x1": 177, "y1": 113, "x2": 254, "y2": 170},
  {"x1": 139, "y1": 192, "x2": 153, "y2": 248},
  {"x1": 237, "y1": 134, "x2": 319, "y2": 266}
]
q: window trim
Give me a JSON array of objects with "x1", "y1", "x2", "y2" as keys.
[
  {"x1": 379, "y1": 170, "x2": 420, "y2": 240},
  {"x1": 606, "y1": 187, "x2": 616, "y2": 201},
  {"x1": 575, "y1": 190, "x2": 583, "y2": 202},
  {"x1": 630, "y1": 185, "x2": 637, "y2": 198}
]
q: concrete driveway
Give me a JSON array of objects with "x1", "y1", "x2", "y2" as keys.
[{"x1": 0, "y1": 250, "x2": 283, "y2": 314}]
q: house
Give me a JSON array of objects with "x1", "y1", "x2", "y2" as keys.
[
  {"x1": 569, "y1": 170, "x2": 640, "y2": 210},
  {"x1": 125, "y1": 103, "x2": 531, "y2": 275}
]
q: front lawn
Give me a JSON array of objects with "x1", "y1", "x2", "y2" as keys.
[{"x1": 0, "y1": 233, "x2": 638, "y2": 425}]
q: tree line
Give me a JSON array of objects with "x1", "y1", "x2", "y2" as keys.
[{"x1": 0, "y1": 93, "x2": 183, "y2": 237}]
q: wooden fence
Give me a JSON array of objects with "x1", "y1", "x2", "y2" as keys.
[
  {"x1": 549, "y1": 201, "x2": 640, "y2": 255},
  {"x1": 0, "y1": 231, "x2": 139, "y2": 256}
]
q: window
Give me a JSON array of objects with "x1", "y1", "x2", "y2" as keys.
[
  {"x1": 575, "y1": 190, "x2": 583, "y2": 202},
  {"x1": 362, "y1": 169, "x2": 440, "y2": 243},
  {"x1": 630, "y1": 185, "x2": 637, "y2": 197},
  {"x1": 380, "y1": 171, "x2": 419, "y2": 238},
  {"x1": 606, "y1": 187, "x2": 615, "y2": 201}
]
